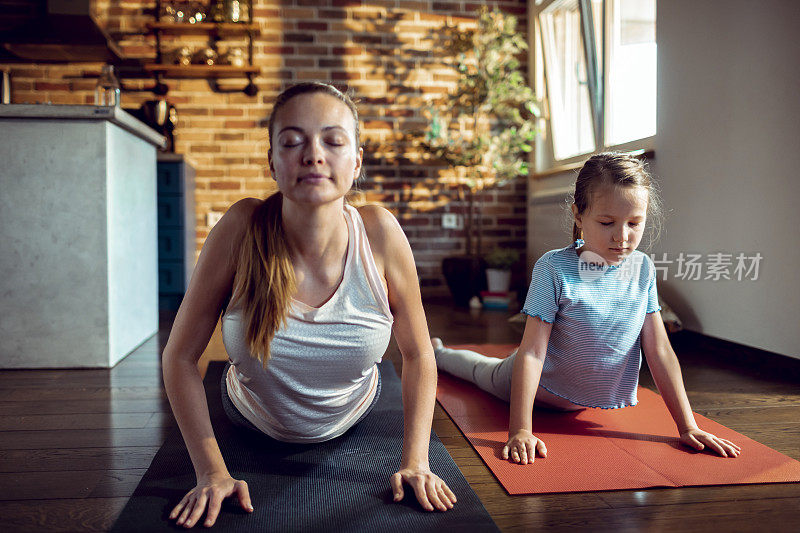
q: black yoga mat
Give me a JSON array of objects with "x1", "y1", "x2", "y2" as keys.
[{"x1": 112, "y1": 361, "x2": 498, "y2": 532}]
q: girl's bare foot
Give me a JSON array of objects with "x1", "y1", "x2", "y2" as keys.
[{"x1": 431, "y1": 337, "x2": 444, "y2": 353}]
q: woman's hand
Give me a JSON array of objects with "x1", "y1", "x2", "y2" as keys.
[
  {"x1": 680, "y1": 428, "x2": 741, "y2": 457},
  {"x1": 169, "y1": 472, "x2": 253, "y2": 528},
  {"x1": 390, "y1": 466, "x2": 456, "y2": 512},
  {"x1": 502, "y1": 429, "x2": 547, "y2": 464}
]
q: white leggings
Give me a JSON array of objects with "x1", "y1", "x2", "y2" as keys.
[{"x1": 434, "y1": 345, "x2": 583, "y2": 411}]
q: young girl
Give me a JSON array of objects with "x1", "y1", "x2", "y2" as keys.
[
  {"x1": 163, "y1": 82, "x2": 455, "y2": 529},
  {"x1": 433, "y1": 152, "x2": 741, "y2": 465}
]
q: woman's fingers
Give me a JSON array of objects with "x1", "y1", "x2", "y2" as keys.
[
  {"x1": 390, "y1": 472, "x2": 404, "y2": 502},
  {"x1": 425, "y1": 478, "x2": 447, "y2": 511},
  {"x1": 411, "y1": 476, "x2": 433, "y2": 511},
  {"x1": 441, "y1": 481, "x2": 457, "y2": 504},
  {"x1": 203, "y1": 491, "x2": 224, "y2": 528},
  {"x1": 391, "y1": 470, "x2": 455, "y2": 511},
  {"x1": 501, "y1": 445, "x2": 510, "y2": 460},
  {"x1": 234, "y1": 480, "x2": 254, "y2": 512},
  {"x1": 170, "y1": 495, "x2": 189, "y2": 520},
  {"x1": 434, "y1": 482, "x2": 455, "y2": 509},
  {"x1": 176, "y1": 495, "x2": 195, "y2": 527},
  {"x1": 184, "y1": 490, "x2": 209, "y2": 528}
]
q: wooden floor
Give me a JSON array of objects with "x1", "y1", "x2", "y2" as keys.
[{"x1": 1, "y1": 299, "x2": 799, "y2": 532}]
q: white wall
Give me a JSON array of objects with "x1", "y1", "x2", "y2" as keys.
[
  {"x1": 654, "y1": 0, "x2": 800, "y2": 358},
  {"x1": 527, "y1": 1, "x2": 800, "y2": 358}
]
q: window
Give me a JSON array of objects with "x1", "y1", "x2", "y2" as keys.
[{"x1": 536, "y1": 0, "x2": 656, "y2": 161}]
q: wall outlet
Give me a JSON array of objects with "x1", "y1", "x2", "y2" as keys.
[
  {"x1": 206, "y1": 211, "x2": 223, "y2": 227},
  {"x1": 442, "y1": 213, "x2": 463, "y2": 229}
]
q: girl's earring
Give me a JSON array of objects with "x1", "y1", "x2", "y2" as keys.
[{"x1": 575, "y1": 230, "x2": 585, "y2": 249}]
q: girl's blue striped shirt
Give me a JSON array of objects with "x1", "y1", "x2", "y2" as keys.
[{"x1": 522, "y1": 243, "x2": 661, "y2": 409}]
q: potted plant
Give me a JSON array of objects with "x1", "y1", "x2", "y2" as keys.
[
  {"x1": 415, "y1": 7, "x2": 540, "y2": 306},
  {"x1": 484, "y1": 247, "x2": 520, "y2": 293}
]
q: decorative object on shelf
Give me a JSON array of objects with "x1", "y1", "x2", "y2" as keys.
[
  {"x1": 225, "y1": 0, "x2": 248, "y2": 22},
  {"x1": 136, "y1": 99, "x2": 178, "y2": 152},
  {"x1": 193, "y1": 47, "x2": 218, "y2": 66},
  {"x1": 410, "y1": 7, "x2": 540, "y2": 305},
  {"x1": 143, "y1": 0, "x2": 258, "y2": 95},
  {"x1": 161, "y1": 1, "x2": 206, "y2": 24},
  {"x1": 220, "y1": 47, "x2": 246, "y2": 67},
  {"x1": 159, "y1": 3, "x2": 178, "y2": 22},
  {"x1": 173, "y1": 46, "x2": 193, "y2": 66},
  {"x1": 187, "y1": 2, "x2": 206, "y2": 24},
  {"x1": 95, "y1": 64, "x2": 120, "y2": 106},
  {"x1": 209, "y1": 0, "x2": 226, "y2": 23}
]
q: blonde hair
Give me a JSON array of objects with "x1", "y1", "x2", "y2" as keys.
[{"x1": 230, "y1": 82, "x2": 361, "y2": 366}]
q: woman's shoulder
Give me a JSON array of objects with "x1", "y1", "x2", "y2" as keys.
[
  {"x1": 227, "y1": 197, "x2": 263, "y2": 220},
  {"x1": 204, "y1": 197, "x2": 262, "y2": 252},
  {"x1": 355, "y1": 203, "x2": 403, "y2": 243}
]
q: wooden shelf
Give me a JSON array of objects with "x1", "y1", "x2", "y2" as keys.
[
  {"x1": 144, "y1": 5, "x2": 258, "y2": 94},
  {"x1": 146, "y1": 22, "x2": 259, "y2": 34},
  {"x1": 143, "y1": 64, "x2": 259, "y2": 78}
]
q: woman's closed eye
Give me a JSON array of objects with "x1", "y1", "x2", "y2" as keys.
[
  {"x1": 281, "y1": 136, "x2": 303, "y2": 147},
  {"x1": 325, "y1": 137, "x2": 346, "y2": 147}
]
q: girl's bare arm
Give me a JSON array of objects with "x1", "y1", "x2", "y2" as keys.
[
  {"x1": 641, "y1": 311, "x2": 740, "y2": 457},
  {"x1": 504, "y1": 315, "x2": 552, "y2": 464}
]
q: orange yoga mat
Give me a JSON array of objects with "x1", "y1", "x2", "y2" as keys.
[{"x1": 436, "y1": 344, "x2": 800, "y2": 495}]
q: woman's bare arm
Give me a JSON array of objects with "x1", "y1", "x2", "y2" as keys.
[
  {"x1": 162, "y1": 198, "x2": 259, "y2": 527},
  {"x1": 360, "y1": 205, "x2": 456, "y2": 512}
]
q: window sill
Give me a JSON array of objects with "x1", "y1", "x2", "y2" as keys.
[{"x1": 531, "y1": 148, "x2": 655, "y2": 180}]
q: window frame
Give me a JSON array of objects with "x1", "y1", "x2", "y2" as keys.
[{"x1": 532, "y1": 0, "x2": 655, "y2": 169}]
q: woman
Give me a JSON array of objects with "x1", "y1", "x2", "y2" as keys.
[{"x1": 162, "y1": 82, "x2": 455, "y2": 529}]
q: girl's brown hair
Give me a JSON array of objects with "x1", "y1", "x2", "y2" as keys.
[
  {"x1": 571, "y1": 152, "x2": 663, "y2": 248},
  {"x1": 230, "y1": 82, "x2": 361, "y2": 366}
]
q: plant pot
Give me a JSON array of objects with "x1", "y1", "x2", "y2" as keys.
[
  {"x1": 486, "y1": 268, "x2": 512, "y2": 293},
  {"x1": 441, "y1": 255, "x2": 487, "y2": 307}
]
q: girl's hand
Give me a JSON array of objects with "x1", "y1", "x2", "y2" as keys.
[
  {"x1": 390, "y1": 466, "x2": 457, "y2": 512},
  {"x1": 169, "y1": 472, "x2": 253, "y2": 528},
  {"x1": 502, "y1": 429, "x2": 547, "y2": 464},
  {"x1": 680, "y1": 428, "x2": 741, "y2": 457}
]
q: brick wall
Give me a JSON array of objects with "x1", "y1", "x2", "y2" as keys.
[{"x1": 2, "y1": 0, "x2": 529, "y2": 295}]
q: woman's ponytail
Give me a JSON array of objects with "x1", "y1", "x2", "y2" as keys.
[{"x1": 230, "y1": 192, "x2": 296, "y2": 366}]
